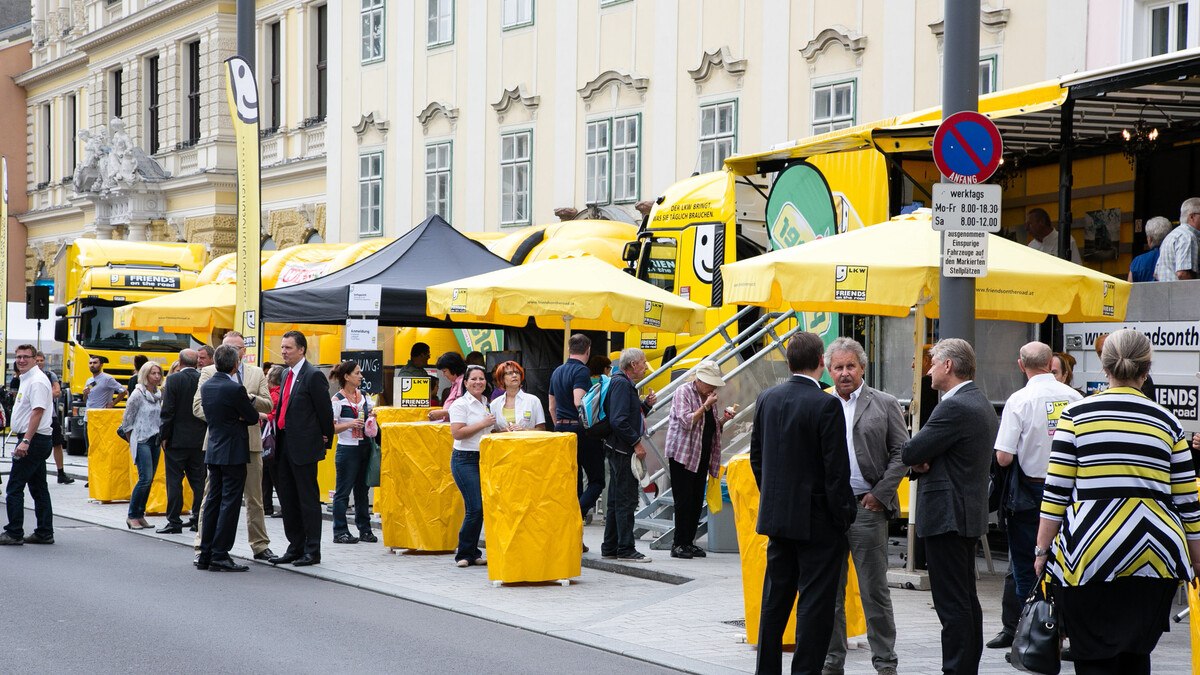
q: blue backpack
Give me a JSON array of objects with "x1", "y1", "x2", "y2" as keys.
[{"x1": 578, "y1": 375, "x2": 612, "y2": 438}]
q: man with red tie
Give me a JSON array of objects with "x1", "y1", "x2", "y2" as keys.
[{"x1": 268, "y1": 331, "x2": 335, "y2": 567}]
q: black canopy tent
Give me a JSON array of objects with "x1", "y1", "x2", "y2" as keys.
[{"x1": 261, "y1": 215, "x2": 515, "y2": 326}]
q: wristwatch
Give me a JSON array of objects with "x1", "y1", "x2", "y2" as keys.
[{"x1": 1033, "y1": 545, "x2": 1050, "y2": 558}]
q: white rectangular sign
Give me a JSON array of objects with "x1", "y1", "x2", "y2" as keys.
[
  {"x1": 941, "y1": 230, "x2": 988, "y2": 277},
  {"x1": 345, "y1": 318, "x2": 378, "y2": 350},
  {"x1": 348, "y1": 283, "x2": 382, "y2": 315},
  {"x1": 932, "y1": 183, "x2": 1002, "y2": 232}
]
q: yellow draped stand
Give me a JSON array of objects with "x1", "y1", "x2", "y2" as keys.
[
  {"x1": 379, "y1": 422, "x2": 461, "y2": 551},
  {"x1": 372, "y1": 407, "x2": 434, "y2": 516},
  {"x1": 479, "y1": 432, "x2": 581, "y2": 585},
  {"x1": 85, "y1": 408, "x2": 194, "y2": 513},
  {"x1": 726, "y1": 455, "x2": 867, "y2": 645}
]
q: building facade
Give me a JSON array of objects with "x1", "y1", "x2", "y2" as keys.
[
  {"x1": 0, "y1": 9, "x2": 31, "y2": 303},
  {"x1": 18, "y1": 0, "x2": 329, "y2": 293}
]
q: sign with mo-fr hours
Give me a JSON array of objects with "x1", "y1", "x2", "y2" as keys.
[
  {"x1": 942, "y1": 230, "x2": 988, "y2": 278},
  {"x1": 932, "y1": 183, "x2": 1001, "y2": 232}
]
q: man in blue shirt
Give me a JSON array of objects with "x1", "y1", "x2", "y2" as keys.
[
  {"x1": 549, "y1": 334, "x2": 605, "y2": 529},
  {"x1": 82, "y1": 355, "x2": 126, "y2": 452}
]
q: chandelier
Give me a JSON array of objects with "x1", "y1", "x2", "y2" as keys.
[{"x1": 1121, "y1": 102, "x2": 1169, "y2": 168}]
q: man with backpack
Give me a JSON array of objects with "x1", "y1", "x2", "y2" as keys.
[
  {"x1": 549, "y1": 335, "x2": 606, "y2": 532},
  {"x1": 601, "y1": 348, "x2": 657, "y2": 563}
]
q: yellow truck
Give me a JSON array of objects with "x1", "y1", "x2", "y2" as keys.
[{"x1": 54, "y1": 239, "x2": 207, "y2": 454}]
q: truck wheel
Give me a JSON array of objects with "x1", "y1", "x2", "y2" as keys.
[{"x1": 66, "y1": 436, "x2": 86, "y2": 456}]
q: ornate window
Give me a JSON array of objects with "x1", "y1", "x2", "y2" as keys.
[{"x1": 500, "y1": 130, "x2": 532, "y2": 226}]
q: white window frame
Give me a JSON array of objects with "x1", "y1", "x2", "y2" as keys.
[
  {"x1": 427, "y1": 0, "x2": 454, "y2": 47},
  {"x1": 1147, "y1": 0, "x2": 1190, "y2": 56},
  {"x1": 361, "y1": 0, "x2": 385, "y2": 64},
  {"x1": 811, "y1": 80, "x2": 856, "y2": 135},
  {"x1": 359, "y1": 151, "x2": 384, "y2": 236},
  {"x1": 698, "y1": 100, "x2": 737, "y2": 174},
  {"x1": 585, "y1": 113, "x2": 640, "y2": 205},
  {"x1": 64, "y1": 93, "x2": 76, "y2": 178},
  {"x1": 501, "y1": 0, "x2": 534, "y2": 30},
  {"x1": 500, "y1": 129, "x2": 532, "y2": 226},
  {"x1": 979, "y1": 54, "x2": 998, "y2": 95},
  {"x1": 264, "y1": 20, "x2": 283, "y2": 132},
  {"x1": 425, "y1": 140, "x2": 452, "y2": 220},
  {"x1": 38, "y1": 102, "x2": 51, "y2": 185}
]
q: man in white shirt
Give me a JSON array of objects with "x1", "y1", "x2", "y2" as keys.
[
  {"x1": 1, "y1": 344, "x2": 56, "y2": 545},
  {"x1": 1025, "y1": 207, "x2": 1081, "y2": 264},
  {"x1": 986, "y1": 341, "x2": 1081, "y2": 650}
]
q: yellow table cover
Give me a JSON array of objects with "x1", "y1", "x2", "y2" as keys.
[
  {"x1": 1189, "y1": 581, "x2": 1200, "y2": 674},
  {"x1": 142, "y1": 451, "x2": 195, "y2": 515},
  {"x1": 87, "y1": 409, "x2": 132, "y2": 502},
  {"x1": 380, "y1": 422, "x2": 462, "y2": 551},
  {"x1": 372, "y1": 408, "x2": 433, "y2": 514},
  {"x1": 317, "y1": 449, "x2": 336, "y2": 503},
  {"x1": 726, "y1": 455, "x2": 866, "y2": 645},
  {"x1": 480, "y1": 432, "x2": 582, "y2": 583}
]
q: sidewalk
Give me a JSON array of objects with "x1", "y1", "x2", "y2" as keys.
[{"x1": 2, "y1": 452, "x2": 1194, "y2": 674}]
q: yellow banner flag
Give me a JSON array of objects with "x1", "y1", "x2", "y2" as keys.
[
  {"x1": 224, "y1": 56, "x2": 262, "y2": 365},
  {"x1": 0, "y1": 157, "x2": 7, "y2": 381}
]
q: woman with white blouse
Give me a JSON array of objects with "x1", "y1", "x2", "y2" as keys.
[
  {"x1": 120, "y1": 361, "x2": 164, "y2": 530},
  {"x1": 489, "y1": 360, "x2": 546, "y2": 432},
  {"x1": 448, "y1": 365, "x2": 494, "y2": 567}
]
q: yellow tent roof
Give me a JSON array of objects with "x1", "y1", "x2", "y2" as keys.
[
  {"x1": 113, "y1": 282, "x2": 235, "y2": 334},
  {"x1": 721, "y1": 211, "x2": 1130, "y2": 323}
]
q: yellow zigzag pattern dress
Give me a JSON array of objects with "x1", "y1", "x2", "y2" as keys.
[{"x1": 1040, "y1": 387, "x2": 1200, "y2": 586}]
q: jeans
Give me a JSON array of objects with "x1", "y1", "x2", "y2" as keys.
[
  {"x1": 4, "y1": 434, "x2": 53, "y2": 539},
  {"x1": 826, "y1": 503, "x2": 899, "y2": 671},
  {"x1": 601, "y1": 447, "x2": 638, "y2": 557},
  {"x1": 128, "y1": 435, "x2": 160, "y2": 519},
  {"x1": 450, "y1": 450, "x2": 483, "y2": 562},
  {"x1": 333, "y1": 442, "x2": 372, "y2": 537},
  {"x1": 575, "y1": 430, "x2": 606, "y2": 517},
  {"x1": 1007, "y1": 507, "x2": 1040, "y2": 600}
]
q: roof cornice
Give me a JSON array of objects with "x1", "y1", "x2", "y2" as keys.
[
  {"x1": 14, "y1": 51, "x2": 87, "y2": 87},
  {"x1": 72, "y1": 0, "x2": 210, "y2": 51}
]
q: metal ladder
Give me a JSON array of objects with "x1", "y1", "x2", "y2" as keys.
[{"x1": 631, "y1": 307, "x2": 804, "y2": 549}]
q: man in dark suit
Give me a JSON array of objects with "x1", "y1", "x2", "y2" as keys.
[
  {"x1": 902, "y1": 338, "x2": 999, "y2": 675},
  {"x1": 750, "y1": 332, "x2": 857, "y2": 675},
  {"x1": 268, "y1": 330, "x2": 334, "y2": 567},
  {"x1": 196, "y1": 345, "x2": 261, "y2": 572},
  {"x1": 157, "y1": 349, "x2": 206, "y2": 534}
]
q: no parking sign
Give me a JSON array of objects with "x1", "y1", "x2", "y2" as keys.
[{"x1": 932, "y1": 111, "x2": 1003, "y2": 184}]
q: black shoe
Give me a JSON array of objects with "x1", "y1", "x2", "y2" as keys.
[
  {"x1": 156, "y1": 524, "x2": 183, "y2": 534},
  {"x1": 358, "y1": 531, "x2": 378, "y2": 543},
  {"x1": 186, "y1": 520, "x2": 198, "y2": 532},
  {"x1": 253, "y1": 548, "x2": 276, "y2": 561},
  {"x1": 269, "y1": 512, "x2": 283, "y2": 518},
  {"x1": 208, "y1": 558, "x2": 249, "y2": 572},
  {"x1": 0, "y1": 533, "x2": 23, "y2": 545},
  {"x1": 670, "y1": 545, "x2": 693, "y2": 559},
  {"x1": 1062, "y1": 646, "x2": 1074, "y2": 662},
  {"x1": 292, "y1": 554, "x2": 321, "y2": 567},
  {"x1": 986, "y1": 630, "x2": 1014, "y2": 649},
  {"x1": 687, "y1": 544, "x2": 707, "y2": 558},
  {"x1": 600, "y1": 551, "x2": 617, "y2": 559},
  {"x1": 57, "y1": 470, "x2": 75, "y2": 484},
  {"x1": 23, "y1": 533, "x2": 53, "y2": 545},
  {"x1": 193, "y1": 554, "x2": 209, "y2": 570},
  {"x1": 268, "y1": 553, "x2": 301, "y2": 565},
  {"x1": 333, "y1": 533, "x2": 359, "y2": 544}
]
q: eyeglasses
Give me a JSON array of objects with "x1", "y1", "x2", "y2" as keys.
[{"x1": 14, "y1": 355, "x2": 33, "y2": 360}]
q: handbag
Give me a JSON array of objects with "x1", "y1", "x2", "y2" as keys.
[
  {"x1": 260, "y1": 419, "x2": 276, "y2": 460},
  {"x1": 1011, "y1": 567, "x2": 1061, "y2": 674},
  {"x1": 365, "y1": 435, "x2": 382, "y2": 488},
  {"x1": 116, "y1": 426, "x2": 130, "y2": 442}
]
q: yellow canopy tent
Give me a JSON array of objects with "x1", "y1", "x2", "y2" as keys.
[
  {"x1": 113, "y1": 281, "x2": 236, "y2": 334},
  {"x1": 426, "y1": 255, "x2": 709, "y2": 358}
]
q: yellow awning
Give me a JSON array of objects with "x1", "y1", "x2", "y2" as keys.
[{"x1": 113, "y1": 282, "x2": 236, "y2": 334}]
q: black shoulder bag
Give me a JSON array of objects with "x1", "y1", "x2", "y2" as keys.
[{"x1": 1010, "y1": 566, "x2": 1061, "y2": 674}]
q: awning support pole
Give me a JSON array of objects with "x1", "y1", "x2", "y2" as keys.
[{"x1": 1052, "y1": 98, "x2": 1076, "y2": 352}]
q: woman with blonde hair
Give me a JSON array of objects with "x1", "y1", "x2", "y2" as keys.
[
  {"x1": 120, "y1": 360, "x2": 165, "y2": 530},
  {"x1": 1036, "y1": 329, "x2": 1200, "y2": 674}
]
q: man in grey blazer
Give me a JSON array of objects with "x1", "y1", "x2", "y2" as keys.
[
  {"x1": 822, "y1": 338, "x2": 907, "y2": 675},
  {"x1": 902, "y1": 338, "x2": 998, "y2": 675}
]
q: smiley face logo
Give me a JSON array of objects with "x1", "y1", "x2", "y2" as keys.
[
  {"x1": 225, "y1": 56, "x2": 259, "y2": 124},
  {"x1": 692, "y1": 223, "x2": 718, "y2": 284}
]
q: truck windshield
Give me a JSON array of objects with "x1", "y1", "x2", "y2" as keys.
[
  {"x1": 78, "y1": 302, "x2": 193, "y2": 353},
  {"x1": 642, "y1": 240, "x2": 677, "y2": 293}
]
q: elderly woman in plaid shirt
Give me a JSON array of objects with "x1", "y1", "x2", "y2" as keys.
[{"x1": 664, "y1": 361, "x2": 736, "y2": 559}]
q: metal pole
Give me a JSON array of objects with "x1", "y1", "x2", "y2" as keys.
[
  {"x1": 1051, "y1": 99, "x2": 1076, "y2": 351},
  {"x1": 237, "y1": 0, "x2": 255, "y2": 67},
  {"x1": 937, "y1": 0, "x2": 981, "y2": 345}
]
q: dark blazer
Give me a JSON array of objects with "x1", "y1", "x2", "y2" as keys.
[
  {"x1": 604, "y1": 371, "x2": 643, "y2": 453},
  {"x1": 902, "y1": 381, "x2": 998, "y2": 539},
  {"x1": 842, "y1": 385, "x2": 910, "y2": 518},
  {"x1": 160, "y1": 368, "x2": 206, "y2": 449},
  {"x1": 278, "y1": 360, "x2": 335, "y2": 465},
  {"x1": 200, "y1": 372, "x2": 260, "y2": 466},
  {"x1": 750, "y1": 375, "x2": 857, "y2": 541}
]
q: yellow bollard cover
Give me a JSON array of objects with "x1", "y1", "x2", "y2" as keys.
[
  {"x1": 480, "y1": 432, "x2": 582, "y2": 584},
  {"x1": 87, "y1": 409, "x2": 132, "y2": 502},
  {"x1": 380, "y1": 422, "x2": 462, "y2": 551},
  {"x1": 141, "y1": 448, "x2": 194, "y2": 515}
]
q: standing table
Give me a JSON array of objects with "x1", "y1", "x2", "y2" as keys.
[{"x1": 379, "y1": 422, "x2": 462, "y2": 551}]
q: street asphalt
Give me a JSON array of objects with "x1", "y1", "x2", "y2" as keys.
[{"x1": 3, "y1": 511, "x2": 680, "y2": 674}]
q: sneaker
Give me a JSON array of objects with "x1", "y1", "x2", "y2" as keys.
[
  {"x1": 687, "y1": 544, "x2": 707, "y2": 558},
  {"x1": 455, "y1": 559, "x2": 469, "y2": 568},
  {"x1": 670, "y1": 545, "x2": 693, "y2": 559},
  {"x1": 0, "y1": 533, "x2": 23, "y2": 545},
  {"x1": 358, "y1": 531, "x2": 378, "y2": 543},
  {"x1": 617, "y1": 551, "x2": 651, "y2": 563},
  {"x1": 23, "y1": 533, "x2": 54, "y2": 545},
  {"x1": 333, "y1": 533, "x2": 359, "y2": 544}
]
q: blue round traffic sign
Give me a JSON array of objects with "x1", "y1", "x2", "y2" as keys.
[{"x1": 932, "y1": 111, "x2": 1003, "y2": 183}]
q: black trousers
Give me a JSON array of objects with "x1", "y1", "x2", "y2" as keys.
[
  {"x1": 669, "y1": 459, "x2": 707, "y2": 548},
  {"x1": 198, "y1": 462, "x2": 246, "y2": 560},
  {"x1": 274, "y1": 429, "x2": 323, "y2": 557},
  {"x1": 262, "y1": 454, "x2": 277, "y2": 514},
  {"x1": 925, "y1": 532, "x2": 983, "y2": 675},
  {"x1": 757, "y1": 512, "x2": 848, "y2": 675},
  {"x1": 163, "y1": 444, "x2": 206, "y2": 526}
]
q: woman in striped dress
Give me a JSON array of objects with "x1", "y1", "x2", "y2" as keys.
[{"x1": 1035, "y1": 329, "x2": 1200, "y2": 674}]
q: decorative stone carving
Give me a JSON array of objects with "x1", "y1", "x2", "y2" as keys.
[
  {"x1": 578, "y1": 70, "x2": 649, "y2": 103},
  {"x1": 491, "y1": 86, "x2": 540, "y2": 122},
  {"x1": 800, "y1": 26, "x2": 868, "y2": 63},
  {"x1": 352, "y1": 112, "x2": 389, "y2": 138},
  {"x1": 73, "y1": 118, "x2": 170, "y2": 241},
  {"x1": 929, "y1": 7, "x2": 1010, "y2": 46},
  {"x1": 688, "y1": 47, "x2": 747, "y2": 83},
  {"x1": 417, "y1": 102, "x2": 460, "y2": 132}
]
